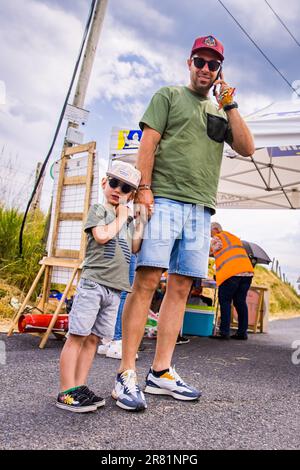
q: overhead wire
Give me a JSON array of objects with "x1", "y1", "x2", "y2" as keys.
[
  {"x1": 18, "y1": 0, "x2": 97, "y2": 256},
  {"x1": 264, "y1": 0, "x2": 300, "y2": 48},
  {"x1": 217, "y1": 0, "x2": 300, "y2": 97}
]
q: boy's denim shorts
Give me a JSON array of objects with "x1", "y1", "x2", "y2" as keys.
[
  {"x1": 68, "y1": 278, "x2": 121, "y2": 339},
  {"x1": 136, "y1": 198, "x2": 211, "y2": 278}
]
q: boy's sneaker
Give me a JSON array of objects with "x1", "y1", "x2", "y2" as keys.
[
  {"x1": 106, "y1": 340, "x2": 138, "y2": 360},
  {"x1": 145, "y1": 366, "x2": 201, "y2": 401},
  {"x1": 112, "y1": 369, "x2": 147, "y2": 411},
  {"x1": 56, "y1": 387, "x2": 97, "y2": 413},
  {"x1": 79, "y1": 386, "x2": 105, "y2": 408}
]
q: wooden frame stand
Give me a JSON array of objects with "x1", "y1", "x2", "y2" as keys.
[{"x1": 8, "y1": 142, "x2": 96, "y2": 348}]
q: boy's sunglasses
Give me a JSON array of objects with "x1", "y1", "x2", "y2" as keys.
[
  {"x1": 108, "y1": 177, "x2": 135, "y2": 194},
  {"x1": 192, "y1": 57, "x2": 221, "y2": 72}
]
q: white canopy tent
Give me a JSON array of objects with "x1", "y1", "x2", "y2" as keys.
[
  {"x1": 109, "y1": 98, "x2": 300, "y2": 210},
  {"x1": 218, "y1": 98, "x2": 300, "y2": 209}
]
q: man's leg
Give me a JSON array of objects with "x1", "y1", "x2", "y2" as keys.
[
  {"x1": 145, "y1": 273, "x2": 201, "y2": 401},
  {"x1": 218, "y1": 277, "x2": 239, "y2": 336},
  {"x1": 152, "y1": 273, "x2": 193, "y2": 371},
  {"x1": 119, "y1": 267, "x2": 163, "y2": 373},
  {"x1": 232, "y1": 277, "x2": 252, "y2": 336}
]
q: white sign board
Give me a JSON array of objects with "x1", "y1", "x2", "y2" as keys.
[
  {"x1": 109, "y1": 127, "x2": 141, "y2": 168},
  {"x1": 66, "y1": 127, "x2": 84, "y2": 145},
  {"x1": 64, "y1": 104, "x2": 89, "y2": 125}
]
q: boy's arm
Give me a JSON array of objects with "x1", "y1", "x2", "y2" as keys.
[
  {"x1": 92, "y1": 205, "x2": 129, "y2": 245},
  {"x1": 131, "y1": 204, "x2": 147, "y2": 253},
  {"x1": 132, "y1": 219, "x2": 145, "y2": 254}
]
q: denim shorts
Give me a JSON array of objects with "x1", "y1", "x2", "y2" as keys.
[
  {"x1": 68, "y1": 278, "x2": 121, "y2": 339},
  {"x1": 136, "y1": 198, "x2": 211, "y2": 278}
]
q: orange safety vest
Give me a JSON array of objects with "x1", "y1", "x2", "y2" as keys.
[{"x1": 214, "y1": 231, "x2": 254, "y2": 286}]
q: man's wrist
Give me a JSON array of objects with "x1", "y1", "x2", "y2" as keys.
[
  {"x1": 138, "y1": 184, "x2": 152, "y2": 191},
  {"x1": 223, "y1": 102, "x2": 238, "y2": 112}
]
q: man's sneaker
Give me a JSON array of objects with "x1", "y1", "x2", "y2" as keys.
[
  {"x1": 106, "y1": 340, "x2": 138, "y2": 360},
  {"x1": 56, "y1": 387, "x2": 97, "y2": 413},
  {"x1": 79, "y1": 386, "x2": 105, "y2": 408},
  {"x1": 145, "y1": 366, "x2": 201, "y2": 401},
  {"x1": 112, "y1": 370, "x2": 147, "y2": 411},
  {"x1": 176, "y1": 335, "x2": 190, "y2": 345}
]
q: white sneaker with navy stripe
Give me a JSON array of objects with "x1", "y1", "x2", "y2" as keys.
[
  {"x1": 112, "y1": 369, "x2": 147, "y2": 411},
  {"x1": 144, "y1": 366, "x2": 201, "y2": 401}
]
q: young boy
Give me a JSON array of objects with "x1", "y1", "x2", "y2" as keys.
[{"x1": 56, "y1": 161, "x2": 145, "y2": 413}]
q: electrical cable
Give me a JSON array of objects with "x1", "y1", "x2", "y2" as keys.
[
  {"x1": 18, "y1": 0, "x2": 97, "y2": 256},
  {"x1": 264, "y1": 0, "x2": 300, "y2": 48},
  {"x1": 217, "y1": 0, "x2": 300, "y2": 96}
]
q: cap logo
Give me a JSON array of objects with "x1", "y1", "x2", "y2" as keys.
[
  {"x1": 119, "y1": 168, "x2": 129, "y2": 177},
  {"x1": 204, "y1": 36, "x2": 216, "y2": 47}
]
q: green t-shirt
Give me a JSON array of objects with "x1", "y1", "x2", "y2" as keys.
[
  {"x1": 81, "y1": 204, "x2": 133, "y2": 292},
  {"x1": 139, "y1": 86, "x2": 233, "y2": 211}
]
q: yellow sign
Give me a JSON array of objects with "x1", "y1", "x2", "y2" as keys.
[{"x1": 117, "y1": 129, "x2": 142, "y2": 151}]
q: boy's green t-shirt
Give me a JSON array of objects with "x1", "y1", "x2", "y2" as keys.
[
  {"x1": 139, "y1": 86, "x2": 233, "y2": 211},
  {"x1": 81, "y1": 204, "x2": 133, "y2": 292}
]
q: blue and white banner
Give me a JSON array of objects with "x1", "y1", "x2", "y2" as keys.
[{"x1": 267, "y1": 146, "x2": 300, "y2": 157}]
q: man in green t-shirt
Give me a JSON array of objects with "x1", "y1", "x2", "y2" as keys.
[{"x1": 113, "y1": 35, "x2": 255, "y2": 411}]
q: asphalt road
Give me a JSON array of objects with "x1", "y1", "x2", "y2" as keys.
[{"x1": 1, "y1": 318, "x2": 300, "y2": 450}]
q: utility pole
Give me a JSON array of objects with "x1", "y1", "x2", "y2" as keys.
[
  {"x1": 74, "y1": 0, "x2": 108, "y2": 109},
  {"x1": 47, "y1": 0, "x2": 108, "y2": 244},
  {"x1": 66, "y1": 0, "x2": 109, "y2": 141}
]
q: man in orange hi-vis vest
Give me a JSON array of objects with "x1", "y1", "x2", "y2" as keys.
[{"x1": 210, "y1": 222, "x2": 254, "y2": 340}]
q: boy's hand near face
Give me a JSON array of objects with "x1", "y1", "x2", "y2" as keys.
[{"x1": 116, "y1": 204, "x2": 130, "y2": 222}]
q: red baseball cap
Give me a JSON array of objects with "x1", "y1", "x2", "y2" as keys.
[{"x1": 191, "y1": 35, "x2": 224, "y2": 61}]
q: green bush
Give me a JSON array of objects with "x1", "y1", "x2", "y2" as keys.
[{"x1": 0, "y1": 205, "x2": 46, "y2": 293}]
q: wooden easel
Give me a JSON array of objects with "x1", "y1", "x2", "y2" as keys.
[{"x1": 8, "y1": 142, "x2": 96, "y2": 348}]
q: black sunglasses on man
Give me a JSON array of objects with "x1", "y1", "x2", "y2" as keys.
[{"x1": 192, "y1": 57, "x2": 221, "y2": 72}]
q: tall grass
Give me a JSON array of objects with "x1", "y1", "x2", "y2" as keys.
[{"x1": 0, "y1": 205, "x2": 46, "y2": 293}]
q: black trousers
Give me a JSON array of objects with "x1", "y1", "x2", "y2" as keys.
[{"x1": 218, "y1": 276, "x2": 252, "y2": 335}]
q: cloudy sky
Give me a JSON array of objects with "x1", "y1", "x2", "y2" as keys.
[{"x1": 0, "y1": 0, "x2": 300, "y2": 289}]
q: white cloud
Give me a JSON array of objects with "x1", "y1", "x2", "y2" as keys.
[
  {"x1": 0, "y1": 0, "x2": 85, "y2": 207},
  {"x1": 238, "y1": 92, "x2": 273, "y2": 116},
  {"x1": 224, "y1": 0, "x2": 300, "y2": 44},
  {"x1": 114, "y1": 0, "x2": 175, "y2": 36},
  {"x1": 85, "y1": 13, "x2": 186, "y2": 122}
]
